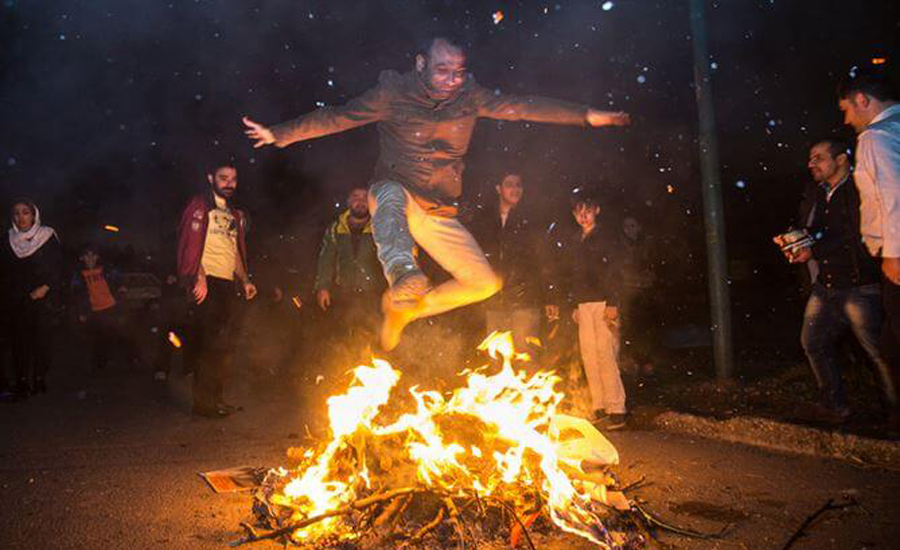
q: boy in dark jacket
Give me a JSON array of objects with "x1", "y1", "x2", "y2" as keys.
[{"x1": 560, "y1": 195, "x2": 627, "y2": 429}]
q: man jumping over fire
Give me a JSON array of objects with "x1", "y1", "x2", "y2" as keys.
[{"x1": 243, "y1": 36, "x2": 630, "y2": 350}]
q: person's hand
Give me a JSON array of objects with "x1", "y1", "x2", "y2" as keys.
[
  {"x1": 883, "y1": 257, "x2": 900, "y2": 285},
  {"x1": 317, "y1": 289, "x2": 331, "y2": 311},
  {"x1": 587, "y1": 109, "x2": 630, "y2": 127},
  {"x1": 30, "y1": 285, "x2": 49, "y2": 300},
  {"x1": 242, "y1": 116, "x2": 276, "y2": 149},
  {"x1": 243, "y1": 282, "x2": 258, "y2": 301},
  {"x1": 545, "y1": 304, "x2": 559, "y2": 321},
  {"x1": 789, "y1": 247, "x2": 813, "y2": 264},
  {"x1": 572, "y1": 308, "x2": 579, "y2": 324},
  {"x1": 117, "y1": 286, "x2": 128, "y2": 294},
  {"x1": 604, "y1": 306, "x2": 619, "y2": 322},
  {"x1": 193, "y1": 275, "x2": 208, "y2": 304}
]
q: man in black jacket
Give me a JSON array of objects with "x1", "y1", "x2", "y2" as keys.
[
  {"x1": 243, "y1": 36, "x2": 630, "y2": 351},
  {"x1": 471, "y1": 173, "x2": 552, "y2": 351},
  {"x1": 777, "y1": 139, "x2": 894, "y2": 423}
]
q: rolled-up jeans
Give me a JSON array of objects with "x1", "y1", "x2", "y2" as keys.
[
  {"x1": 800, "y1": 282, "x2": 895, "y2": 411},
  {"x1": 368, "y1": 180, "x2": 502, "y2": 318}
]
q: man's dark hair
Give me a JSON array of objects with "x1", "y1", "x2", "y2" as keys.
[
  {"x1": 812, "y1": 138, "x2": 851, "y2": 161},
  {"x1": 837, "y1": 68, "x2": 899, "y2": 102},
  {"x1": 348, "y1": 184, "x2": 368, "y2": 196},
  {"x1": 496, "y1": 172, "x2": 523, "y2": 186},
  {"x1": 418, "y1": 34, "x2": 469, "y2": 61},
  {"x1": 207, "y1": 158, "x2": 237, "y2": 176},
  {"x1": 570, "y1": 189, "x2": 601, "y2": 210}
]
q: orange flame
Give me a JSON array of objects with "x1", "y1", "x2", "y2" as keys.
[
  {"x1": 492, "y1": 10, "x2": 504, "y2": 24},
  {"x1": 104, "y1": 225, "x2": 120, "y2": 232},
  {"x1": 271, "y1": 332, "x2": 621, "y2": 545},
  {"x1": 167, "y1": 331, "x2": 182, "y2": 348}
]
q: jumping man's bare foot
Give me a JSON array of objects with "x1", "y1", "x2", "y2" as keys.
[{"x1": 379, "y1": 271, "x2": 431, "y2": 350}]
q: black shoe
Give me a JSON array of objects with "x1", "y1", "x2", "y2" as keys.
[
  {"x1": 192, "y1": 404, "x2": 232, "y2": 418},
  {"x1": 594, "y1": 413, "x2": 628, "y2": 431},
  {"x1": 215, "y1": 402, "x2": 243, "y2": 414},
  {"x1": 13, "y1": 379, "x2": 31, "y2": 400}
]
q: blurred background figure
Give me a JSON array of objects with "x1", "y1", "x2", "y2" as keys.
[
  {"x1": 4, "y1": 199, "x2": 63, "y2": 399},
  {"x1": 71, "y1": 245, "x2": 137, "y2": 376},
  {"x1": 470, "y1": 173, "x2": 552, "y2": 352},
  {"x1": 314, "y1": 185, "x2": 384, "y2": 356}
]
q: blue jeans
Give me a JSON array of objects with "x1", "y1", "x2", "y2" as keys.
[
  {"x1": 800, "y1": 283, "x2": 890, "y2": 411},
  {"x1": 368, "y1": 181, "x2": 501, "y2": 318}
]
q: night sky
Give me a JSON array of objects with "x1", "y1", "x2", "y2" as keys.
[{"x1": 1, "y1": 0, "x2": 899, "y2": 318}]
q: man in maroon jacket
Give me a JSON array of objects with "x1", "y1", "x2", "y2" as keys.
[
  {"x1": 177, "y1": 161, "x2": 257, "y2": 417},
  {"x1": 244, "y1": 36, "x2": 629, "y2": 351}
]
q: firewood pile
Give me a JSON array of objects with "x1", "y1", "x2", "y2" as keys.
[{"x1": 229, "y1": 333, "x2": 721, "y2": 549}]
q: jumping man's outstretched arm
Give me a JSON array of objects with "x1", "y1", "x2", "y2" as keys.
[
  {"x1": 474, "y1": 86, "x2": 629, "y2": 128},
  {"x1": 243, "y1": 70, "x2": 395, "y2": 149}
]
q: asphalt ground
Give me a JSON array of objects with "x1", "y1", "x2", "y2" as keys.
[{"x1": 2, "y1": 360, "x2": 900, "y2": 550}]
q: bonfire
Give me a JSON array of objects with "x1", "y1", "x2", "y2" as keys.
[{"x1": 233, "y1": 332, "x2": 691, "y2": 549}]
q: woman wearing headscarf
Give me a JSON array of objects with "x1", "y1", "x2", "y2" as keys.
[{"x1": 5, "y1": 199, "x2": 62, "y2": 398}]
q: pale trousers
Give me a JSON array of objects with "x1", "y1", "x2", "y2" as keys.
[
  {"x1": 368, "y1": 181, "x2": 502, "y2": 319},
  {"x1": 576, "y1": 301, "x2": 627, "y2": 414}
]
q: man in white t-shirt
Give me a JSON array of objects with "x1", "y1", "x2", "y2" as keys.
[{"x1": 177, "y1": 161, "x2": 257, "y2": 418}]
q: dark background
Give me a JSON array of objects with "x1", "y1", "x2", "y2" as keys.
[{"x1": 1, "y1": 0, "x2": 899, "y2": 365}]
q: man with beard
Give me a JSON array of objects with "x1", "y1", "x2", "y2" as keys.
[
  {"x1": 315, "y1": 186, "x2": 384, "y2": 346},
  {"x1": 243, "y1": 35, "x2": 629, "y2": 351},
  {"x1": 775, "y1": 139, "x2": 893, "y2": 424},
  {"x1": 177, "y1": 161, "x2": 257, "y2": 418}
]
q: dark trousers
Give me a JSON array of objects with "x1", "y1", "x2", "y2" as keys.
[
  {"x1": 10, "y1": 300, "x2": 53, "y2": 384},
  {"x1": 801, "y1": 283, "x2": 894, "y2": 411},
  {"x1": 190, "y1": 277, "x2": 236, "y2": 409},
  {"x1": 878, "y1": 278, "x2": 900, "y2": 409},
  {"x1": 87, "y1": 307, "x2": 134, "y2": 370},
  {"x1": 153, "y1": 322, "x2": 195, "y2": 374}
]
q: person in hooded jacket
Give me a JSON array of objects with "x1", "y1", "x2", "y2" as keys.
[{"x1": 4, "y1": 199, "x2": 63, "y2": 398}]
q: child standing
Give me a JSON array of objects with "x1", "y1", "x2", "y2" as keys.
[{"x1": 72, "y1": 247, "x2": 128, "y2": 374}]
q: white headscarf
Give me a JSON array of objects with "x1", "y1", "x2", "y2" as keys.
[{"x1": 9, "y1": 202, "x2": 57, "y2": 259}]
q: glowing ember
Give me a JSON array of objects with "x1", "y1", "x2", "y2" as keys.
[
  {"x1": 167, "y1": 331, "x2": 182, "y2": 348},
  {"x1": 872, "y1": 57, "x2": 887, "y2": 65},
  {"x1": 268, "y1": 332, "x2": 622, "y2": 546},
  {"x1": 104, "y1": 225, "x2": 120, "y2": 232},
  {"x1": 291, "y1": 296, "x2": 302, "y2": 309},
  {"x1": 492, "y1": 10, "x2": 504, "y2": 24}
]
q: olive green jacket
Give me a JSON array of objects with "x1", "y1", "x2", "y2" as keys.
[{"x1": 314, "y1": 210, "x2": 383, "y2": 295}]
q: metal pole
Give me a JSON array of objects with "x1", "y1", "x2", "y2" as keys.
[{"x1": 689, "y1": 0, "x2": 734, "y2": 380}]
